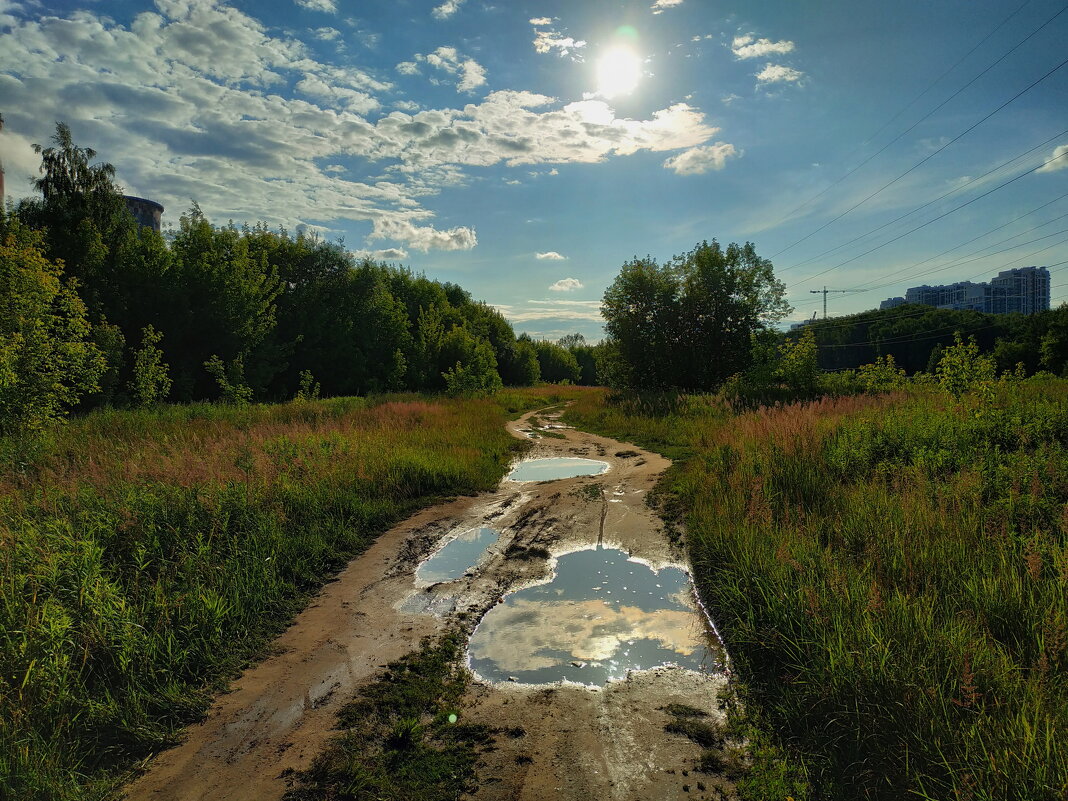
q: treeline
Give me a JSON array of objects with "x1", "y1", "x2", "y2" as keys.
[
  {"x1": 596, "y1": 237, "x2": 1064, "y2": 400},
  {"x1": 0, "y1": 124, "x2": 594, "y2": 433},
  {"x1": 798, "y1": 303, "x2": 1068, "y2": 375}
]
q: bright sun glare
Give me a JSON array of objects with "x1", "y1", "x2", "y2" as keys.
[{"x1": 595, "y1": 45, "x2": 642, "y2": 98}]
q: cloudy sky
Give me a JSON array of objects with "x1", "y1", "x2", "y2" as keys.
[{"x1": 1, "y1": 0, "x2": 1066, "y2": 339}]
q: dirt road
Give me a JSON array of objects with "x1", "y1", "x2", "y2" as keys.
[{"x1": 124, "y1": 406, "x2": 731, "y2": 801}]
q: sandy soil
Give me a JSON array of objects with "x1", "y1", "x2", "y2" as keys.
[{"x1": 123, "y1": 407, "x2": 733, "y2": 801}]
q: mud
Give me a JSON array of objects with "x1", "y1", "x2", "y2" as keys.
[{"x1": 123, "y1": 406, "x2": 732, "y2": 801}]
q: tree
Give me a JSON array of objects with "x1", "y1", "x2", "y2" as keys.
[
  {"x1": 0, "y1": 223, "x2": 105, "y2": 433},
  {"x1": 601, "y1": 240, "x2": 789, "y2": 391},
  {"x1": 533, "y1": 339, "x2": 581, "y2": 384},
  {"x1": 600, "y1": 256, "x2": 679, "y2": 389},
  {"x1": 128, "y1": 325, "x2": 172, "y2": 407}
]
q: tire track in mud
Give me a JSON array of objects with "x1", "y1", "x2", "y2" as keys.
[{"x1": 123, "y1": 405, "x2": 732, "y2": 801}]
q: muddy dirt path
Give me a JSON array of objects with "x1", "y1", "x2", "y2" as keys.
[{"x1": 124, "y1": 407, "x2": 730, "y2": 801}]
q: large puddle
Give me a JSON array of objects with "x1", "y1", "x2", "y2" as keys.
[
  {"x1": 416, "y1": 527, "x2": 500, "y2": 584},
  {"x1": 467, "y1": 547, "x2": 723, "y2": 686},
  {"x1": 507, "y1": 457, "x2": 609, "y2": 482}
]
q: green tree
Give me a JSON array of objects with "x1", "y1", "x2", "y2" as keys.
[
  {"x1": 500, "y1": 335, "x2": 541, "y2": 386},
  {"x1": 166, "y1": 207, "x2": 283, "y2": 399},
  {"x1": 601, "y1": 241, "x2": 789, "y2": 391},
  {"x1": 775, "y1": 328, "x2": 819, "y2": 397},
  {"x1": 857, "y1": 354, "x2": 906, "y2": 393},
  {"x1": 440, "y1": 328, "x2": 502, "y2": 396},
  {"x1": 0, "y1": 224, "x2": 105, "y2": 433},
  {"x1": 128, "y1": 325, "x2": 172, "y2": 407},
  {"x1": 936, "y1": 333, "x2": 996, "y2": 399},
  {"x1": 533, "y1": 339, "x2": 581, "y2": 384},
  {"x1": 204, "y1": 354, "x2": 254, "y2": 405}
]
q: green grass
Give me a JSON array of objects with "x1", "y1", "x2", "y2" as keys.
[
  {"x1": 565, "y1": 380, "x2": 1068, "y2": 800},
  {"x1": 0, "y1": 387, "x2": 589, "y2": 801},
  {"x1": 285, "y1": 633, "x2": 492, "y2": 801}
]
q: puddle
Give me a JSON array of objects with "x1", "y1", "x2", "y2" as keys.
[
  {"x1": 467, "y1": 547, "x2": 724, "y2": 686},
  {"x1": 507, "y1": 457, "x2": 608, "y2": 482},
  {"x1": 416, "y1": 527, "x2": 500, "y2": 584}
]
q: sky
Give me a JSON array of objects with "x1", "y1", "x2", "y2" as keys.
[{"x1": 1, "y1": 0, "x2": 1066, "y2": 341}]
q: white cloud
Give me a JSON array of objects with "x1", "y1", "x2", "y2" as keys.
[
  {"x1": 1037, "y1": 144, "x2": 1068, "y2": 173},
  {"x1": 731, "y1": 34, "x2": 794, "y2": 59},
  {"x1": 494, "y1": 299, "x2": 603, "y2": 323},
  {"x1": 294, "y1": 0, "x2": 336, "y2": 13},
  {"x1": 533, "y1": 28, "x2": 586, "y2": 57},
  {"x1": 313, "y1": 26, "x2": 340, "y2": 41},
  {"x1": 406, "y1": 46, "x2": 487, "y2": 93},
  {"x1": 295, "y1": 73, "x2": 378, "y2": 113},
  {"x1": 432, "y1": 0, "x2": 464, "y2": 19},
  {"x1": 537, "y1": 251, "x2": 567, "y2": 260},
  {"x1": 549, "y1": 277, "x2": 584, "y2": 291},
  {"x1": 529, "y1": 17, "x2": 552, "y2": 25},
  {"x1": 370, "y1": 217, "x2": 477, "y2": 252},
  {"x1": 353, "y1": 247, "x2": 408, "y2": 261},
  {"x1": 651, "y1": 0, "x2": 684, "y2": 13},
  {"x1": 755, "y1": 63, "x2": 804, "y2": 84},
  {"x1": 0, "y1": 2, "x2": 728, "y2": 256},
  {"x1": 394, "y1": 99, "x2": 420, "y2": 111},
  {"x1": 662, "y1": 142, "x2": 738, "y2": 174},
  {"x1": 721, "y1": 93, "x2": 742, "y2": 105}
]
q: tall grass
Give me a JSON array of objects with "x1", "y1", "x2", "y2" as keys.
[
  {"x1": 0, "y1": 387, "x2": 584, "y2": 800},
  {"x1": 566, "y1": 380, "x2": 1068, "y2": 799}
]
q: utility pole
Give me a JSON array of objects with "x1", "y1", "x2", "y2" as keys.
[{"x1": 809, "y1": 286, "x2": 863, "y2": 319}]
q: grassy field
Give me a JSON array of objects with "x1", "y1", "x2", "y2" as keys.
[
  {"x1": 0, "y1": 386, "x2": 578, "y2": 801},
  {"x1": 565, "y1": 381, "x2": 1068, "y2": 800}
]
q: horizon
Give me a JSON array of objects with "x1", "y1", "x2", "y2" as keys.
[{"x1": 1, "y1": 0, "x2": 1066, "y2": 340}]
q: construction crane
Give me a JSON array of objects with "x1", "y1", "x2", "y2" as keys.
[{"x1": 809, "y1": 286, "x2": 863, "y2": 319}]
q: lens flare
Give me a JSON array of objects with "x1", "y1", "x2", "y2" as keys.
[{"x1": 595, "y1": 45, "x2": 642, "y2": 98}]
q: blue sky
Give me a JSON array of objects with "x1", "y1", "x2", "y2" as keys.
[{"x1": 1, "y1": 0, "x2": 1066, "y2": 340}]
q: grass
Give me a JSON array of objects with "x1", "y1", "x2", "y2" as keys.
[
  {"x1": 0, "y1": 386, "x2": 588, "y2": 801},
  {"x1": 285, "y1": 633, "x2": 492, "y2": 801},
  {"x1": 565, "y1": 380, "x2": 1068, "y2": 800}
]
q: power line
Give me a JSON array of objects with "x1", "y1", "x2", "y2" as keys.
[
  {"x1": 785, "y1": 192, "x2": 1068, "y2": 310},
  {"x1": 786, "y1": 149, "x2": 1068, "y2": 288},
  {"x1": 803, "y1": 259, "x2": 1068, "y2": 337},
  {"x1": 768, "y1": 0, "x2": 1046, "y2": 241},
  {"x1": 772, "y1": 47, "x2": 1068, "y2": 262},
  {"x1": 777, "y1": 128, "x2": 1068, "y2": 274}
]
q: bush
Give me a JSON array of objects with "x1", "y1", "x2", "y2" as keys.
[{"x1": 0, "y1": 224, "x2": 105, "y2": 433}]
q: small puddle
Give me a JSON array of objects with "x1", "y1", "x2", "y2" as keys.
[
  {"x1": 467, "y1": 547, "x2": 724, "y2": 686},
  {"x1": 507, "y1": 457, "x2": 608, "y2": 482},
  {"x1": 416, "y1": 527, "x2": 500, "y2": 584}
]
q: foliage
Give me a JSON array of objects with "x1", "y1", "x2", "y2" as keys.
[
  {"x1": 0, "y1": 388, "x2": 574, "y2": 800},
  {"x1": 856, "y1": 353, "x2": 906, "y2": 393},
  {"x1": 0, "y1": 224, "x2": 105, "y2": 433},
  {"x1": 935, "y1": 332, "x2": 996, "y2": 399},
  {"x1": 601, "y1": 240, "x2": 789, "y2": 391},
  {"x1": 294, "y1": 369, "x2": 320, "y2": 401},
  {"x1": 128, "y1": 325, "x2": 171, "y2": 407},
  {"x1": 565, "y1": 381, "x2": 1068, "y2": 800},
  {"x1": 3, "y1": 124, "x2": 543, "y2": 428},
  {"x1": 204, "y1": 354, "x2": 254, "y2": 405},
  {"x1": 531, "y1": 337, "x2": 581, "y2": 384}
]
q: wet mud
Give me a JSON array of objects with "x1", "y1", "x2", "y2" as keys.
[{"x1": 124, "y1": 406, "x2": 732, "y2": 801}]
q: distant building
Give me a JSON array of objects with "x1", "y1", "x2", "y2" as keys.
[
  {"x1": 123, "y1": 195, "x2": 164, "y2": 232},
  {"x1": 990, "y1": 266, "x2": 1050, "y2": 315},
  {"x1": 883, "y1": 266, "x2": 1050, "y2": 315}
]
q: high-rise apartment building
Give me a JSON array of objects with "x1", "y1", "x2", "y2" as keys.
[{"x1": 880, "y1": 266, "x2": 1050, "y2": 315}]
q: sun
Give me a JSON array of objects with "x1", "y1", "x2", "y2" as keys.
[{"x1": 595, "y1": 45, "x2": 642, "y2": 98}]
